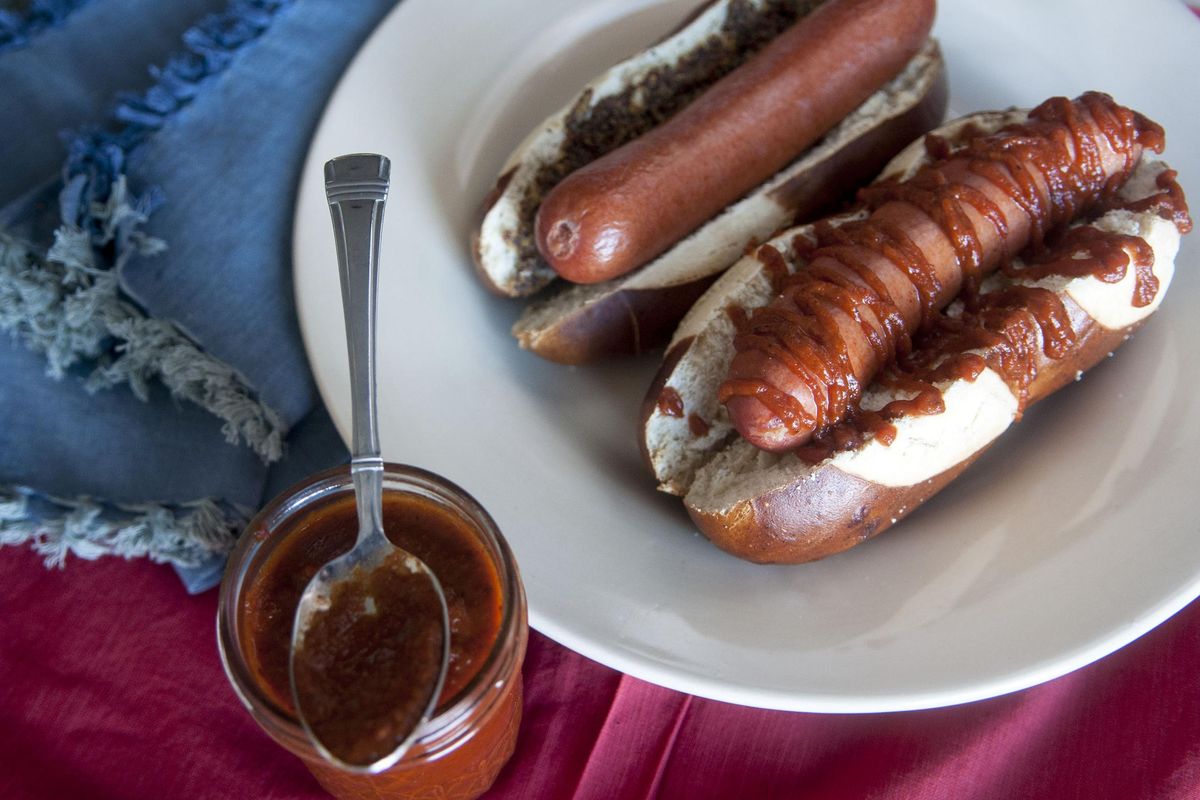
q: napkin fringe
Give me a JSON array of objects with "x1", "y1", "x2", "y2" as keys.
[
  {"x1": 0, "y1": 181, "x2": 286, "y2": 462},
  {"x1": 0, "y1": 0, "x2": 91, "y2": 55},
  {"x1": 1, "y1": 0, "x2": 298, "y2": 464},
  {"x1": 111, "y1": 0, "x2": 293, "y2": 137},
  {"x1": 0, "y1": 485, "x2": 246, "y2": 568}
]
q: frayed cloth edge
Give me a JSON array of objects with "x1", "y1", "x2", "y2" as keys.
[
  {"x1": 0, "y1": 220, "x2": 286, "y2": 462},
  {"x1": 0, "y1": 484, "x2": 249, "y2": 569},
  {"x1": 2, "y1": 0, "x2": 299, "y2": 463},
  {"x1": 0, "y1": 0, "x2": 92, "y2": 56}
]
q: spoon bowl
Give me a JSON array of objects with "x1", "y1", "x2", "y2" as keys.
[{"x1": 289, "y1": 153, "x2": 451, "y2": 774}]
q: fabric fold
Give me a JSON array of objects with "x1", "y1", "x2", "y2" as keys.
[
  {"x1": 0, "y1": 0, "x2": 92, "y2": 55},
  {"x1": 0, "y1": 0, "x2": 398, "y2": 588},
  {"x1": 0, "y1": 0, "x2": 228, "y2": 207},
  {"x1": 570, "y1": 677, "x2": 694, "y2": 800},
  {"x1": 0, "y1": 486, "x2": 244, "y2": 569},
  {"x1": 2, "y1": 0, "x2": 299, "y2": 463}
]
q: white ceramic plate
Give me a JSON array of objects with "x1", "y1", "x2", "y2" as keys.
[{"x1": 293, "y1": 0, "x2": 1200, "y2": 711}]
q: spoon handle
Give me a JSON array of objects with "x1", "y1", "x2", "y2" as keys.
[{"x1": 325, "y1": 154, "x2": 390, "y2": 545}]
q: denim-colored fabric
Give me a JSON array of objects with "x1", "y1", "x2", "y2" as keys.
[
  {"x1": 0, "y1": 334, "x2": 265, "y2": 507},
  {"x1": 119, "y1": 1, "x2": 398, "y2": 426},
  {"x1": 0, "y1": 0, "x2": 228, "y2": 207},
  {"x1": 0, "y1": 0, "x2": 399, "y2": 590},
  {"x1": 0, "y1": 1, "x2": 91, "y2": 55}
]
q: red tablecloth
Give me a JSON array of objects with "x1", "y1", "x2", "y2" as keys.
[
  {"x1": 5, "y1": 5, "x2": 1200, "y2": 794},
  {"x1": 2, "y1": 545, "x2": 1199, "y2": 799}
]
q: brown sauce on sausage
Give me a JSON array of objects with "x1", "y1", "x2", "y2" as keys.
[
  {"x1": 922, "y1": 132, "x2": 952, "y2": 162},
  {"x1": 720, "y1": 92, "x2": 1167, "y2": 452},
  {"x1": 793, "y1": 216, "x2": 1173, "y2": 465},
  {"x1": 793, "y1": 282, "x2": 1072, "y2": 465},
  {"x1": 725, "y1": 303, "x2": 750, "y2": 330},
  {"x1": 1119, "y1": 168, "x2": 1192, "y2": 234},
  {"x1": 656, "y1": 386, "x2": 685, "y2": 417},
  {"x1": 1008, "y1": 225, "x2": 1159, "y2": 307},
  {"x1": 755, "y1": 243, "x2": 792, "y2": 288}
]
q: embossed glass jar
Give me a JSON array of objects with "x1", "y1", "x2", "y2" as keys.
[{"x1": 217, "y1": 464, "x2": 527, "y2": 800}]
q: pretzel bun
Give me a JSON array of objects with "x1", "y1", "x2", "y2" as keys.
[
  {"x1": 640, "y1": 108, "x2": 1188, "y2": 563},
  {"x1": 472, "y1": 0, "x2": 947, "y2": 363}
]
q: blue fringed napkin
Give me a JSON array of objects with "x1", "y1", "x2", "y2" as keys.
[{"x1": 0, "y1": 0, "x2": 398, "y2": 591}]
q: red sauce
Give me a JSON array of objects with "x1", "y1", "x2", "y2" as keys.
[
  {"x1": 1119, "y1": 167, "x2": 1193, "y2": 233},
  {"x1": 688, "y1": 413, "x2": 711, "y2": 436},
  {"x1": 718, "y1": 92, "x2": 1163, "y2": 442},
  {"x1": 922, "y1": 132, "x2": 952, "y2": 162},
  {"x1": 789, "y1": 231, "x2": 819, "y2": 262},
  {"x1": 1009, "y1": 225, "x2": 1158, "y2": 307},
  {"x1": 241, "y1": 492, "x2": 502, "y2": 721},
  {"x1": 227, "y1": 473, "x2": 526, "y2": 800},
  {"x1": 754, "y1": 243, "x2": 791, "y2": 287},
  {"x1": 656, "y1": 386, "x2": 685, "y2": 418},
  {"x1": 791, "y1": 208, "x2": 1174, "y2": 465},
  {"x1": 876, "y1": 371, "x2": 945, "y2": 420},
  {"x1": 292, "y1": 554, "x2": 447, "y2": 767}
]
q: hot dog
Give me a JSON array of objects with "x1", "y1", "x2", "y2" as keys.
[
  {"x1": 473, "y1": 0, "x2": 948, "y2": 364},
  {"x1": 720, "y1": 92, "x2": 1162, "y2": 452},
  {"x1": 640, "y1": 99, "x2": 1190, "y2": 563},
  {"x1": 535, "y1": 0, "x2": 935, "y2": 285}
]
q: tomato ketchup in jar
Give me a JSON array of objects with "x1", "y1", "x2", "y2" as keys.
[{"x1": 217, "y1": 464, "x2": 527, "y2": 800}]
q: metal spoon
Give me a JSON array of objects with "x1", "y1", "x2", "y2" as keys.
[{"x1": 289, "y1": 153, "x2": 450, "y2": 774}]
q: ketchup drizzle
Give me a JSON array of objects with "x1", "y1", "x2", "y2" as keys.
[
  {"x1": 718, "y1": 92, "x2": 1170, "y2": 454},
  {"x1": 656, "y1": 386, "x2": 684, "y2": 418},
  {"x1": 1120, "y1": 168, "x2": 1192, "y2": 234},
  {"x1": 1009, "y1": 226, "x2": 1159, "y2": 308}
]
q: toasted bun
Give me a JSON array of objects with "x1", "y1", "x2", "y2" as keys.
[{"x1": 640, "y1": 110, "x2": 1184, "y2": 563}]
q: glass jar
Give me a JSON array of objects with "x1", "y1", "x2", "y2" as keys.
[{"x1": 217, "y1": 464, "x2": 527, "y2": 800}]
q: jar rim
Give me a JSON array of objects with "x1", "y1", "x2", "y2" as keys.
[{"x1": 216, "y1": 463, "x2": 525, "y2": 761}]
